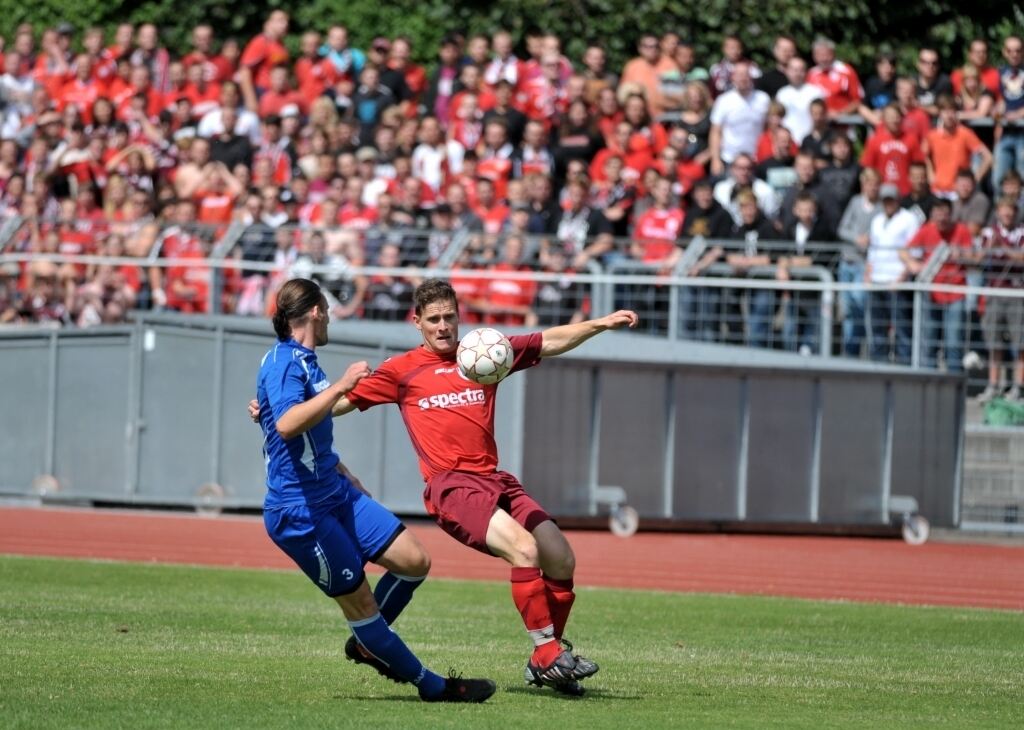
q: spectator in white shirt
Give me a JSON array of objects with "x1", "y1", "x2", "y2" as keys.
[
  {"x1": 776, "y1": 57, "x2": 825, "y2": 144},
  {"x1": 709, "y1": 62, "x2": 771, "y2": 175},
  {"x1": 867, "y1": 183, "x2": 921, "y2": 364}
]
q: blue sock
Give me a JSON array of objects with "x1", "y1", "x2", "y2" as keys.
[
  {"x1": 348, "y1": 613, "x2": 446, "y2": 698},
  {"x1": 374, "y1": 572, "x2": 426, "y2": 625}
]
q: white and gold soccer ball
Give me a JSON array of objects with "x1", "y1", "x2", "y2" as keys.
[{"x1": 457, "y1": 327, "x2": 514, "y2": 385}]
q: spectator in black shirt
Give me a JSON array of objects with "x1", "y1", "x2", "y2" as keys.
[
  {"x1": 859, "y1": 51, "x2": 898, "y2": 125},
  {"x1": 799, "y1": 98, "x2": 835, "y2": 166},
  {"x1": 901, "y1": 161, "x2": 938, "y2": 223},
  {"x1": 209, "y1": 105, "x2": 253, "y2": 169},
  {"x1": 482, "y1": 79, "x2": 527, "y2": 146},
  {"x1": 818, "y1": 134, "x2": 861, "y2": 209},
  {"x1": 757, "y1": 35, "x2": 797, "y2": 99},
  {"x1": 915, "y1": 47, "x2": 953, "y2": 117}
]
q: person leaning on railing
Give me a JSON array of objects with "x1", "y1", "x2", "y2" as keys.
[
  {"x1": 899, "y1": 198, "x2": 973, "y2": 372},
  {"x1": 837, "y1": 167, "x2": 882, "y2": 357},
  {"x1": 866, "y1": 184, "x2": 921, "y2": 365},
  {"x1": 975, "y1": 197, "x2": 1024, "y2": 402}
]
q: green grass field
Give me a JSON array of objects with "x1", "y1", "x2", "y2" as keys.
[{"x1": 1, "y1": 555, "x2": 1022, "y2": 729}]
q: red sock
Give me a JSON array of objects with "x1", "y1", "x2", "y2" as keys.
[
  {"x1": 510, "y1": 567, "x2": 560, "y2": 667},
  {"x1": 544, "y1": 576, "x2": 575, "y2": 639}
]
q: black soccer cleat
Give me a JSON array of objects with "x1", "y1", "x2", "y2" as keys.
[
  {"x1": 524, "y1": 661, "x2": 585, "y2": 696},
  {"x1": 420, "y1": 671, "x2": 497, "y2": 703},
  {"x1": 344, "y1": 636, "x2": 408, "y2": 684}
]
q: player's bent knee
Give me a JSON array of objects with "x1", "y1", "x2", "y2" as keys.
[
  {"x1": 512, "y1": 536, "x2": 540, "y2": 567},
  {"x1": 407, "y1": 546, "x2": 431, "y2": 577}
]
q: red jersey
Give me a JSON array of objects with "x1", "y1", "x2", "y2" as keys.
[
  {"x1": 259, "y1": 89, "x2": 307, "y2": 118},
  {"x1": 58, "y1": 79, "x2": 102, "y2": 123},
  {"x1": 346, "y1": 333, "x2": 543, "y2": 480},
  {"x1": 905, "y1": 222, "x2": 973, "y2": 303},
  {"x1": 196, "y1": 192, "x2": 236, "y2": 224},
  {"x1": 295, "y1": 56, "x2": 341, "y2": 103},
  {"x1": 240, "y1": 34, "x2": 289, "y2": 90},
  {"x1": 484, "y1": 264, "x2": 537, "y2": 326},
  {"x1": 182, "y1": 52, "x2": 234, "y2": 84},
  {"x1": 860, "y1": 128, "x2": 924, "y2": 196},
  {"x1": 806, "y1": 60, "x2": 862, "y2": 113},
  {"x1": 449, "y1": 266, "x2": 483, "y2": 324},
  {"x1": 473, "y1": 203, "x2": 509, "y2": 234},
  {"x1": 633, "y1": 208, "x2": 684, "y2": 263}
]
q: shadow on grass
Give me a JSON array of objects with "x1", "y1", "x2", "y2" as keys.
[{"x1": 502, "y1": 686, "x2": 642, "y2": 701}]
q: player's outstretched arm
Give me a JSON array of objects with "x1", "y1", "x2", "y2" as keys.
[
  {"x1": 249, "y1": 393, "x2": 358, "y2": 423},
  {"x1": 539, "y1": 310, "x2": 639, "y2": 358}
]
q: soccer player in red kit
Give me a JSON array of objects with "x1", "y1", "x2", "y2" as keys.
[
  {"x1": 350, "y1": 280, "x2": 635, "y2": 693},
  {"x1": 251, "y1": 279, "x2": 638, "y2": 695}
]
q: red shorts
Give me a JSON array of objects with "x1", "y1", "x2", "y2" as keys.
[{"x1": 423, "y1": 470, "x2": 551, "y2": 555}]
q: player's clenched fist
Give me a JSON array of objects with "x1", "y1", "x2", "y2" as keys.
[
  {"x1": 601, "y1": 310, "x2": 639, "y2": 330},
  {"x1": 337, "y1": 360, "x2": 372, "y2": 394}
]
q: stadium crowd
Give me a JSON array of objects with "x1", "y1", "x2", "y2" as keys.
[{"x1": 0, "y1": 14, "x2": 1023, "y2": 386}]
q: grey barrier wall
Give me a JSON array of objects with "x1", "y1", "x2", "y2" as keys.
[
  {"x1": 0, "y1": 314, "x2": 962, "y2": 530},
  {"x1": 520, "y1": 357, "x2": 963, "y2": 528}
]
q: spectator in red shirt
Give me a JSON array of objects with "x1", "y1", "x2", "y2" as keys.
[
  {"x1": 472, "y1": 177, "x2": 509, "y2": 234},
  {"x1": 239, "y1": 10, "x2": 290, "y2": 111},
  {"x1": 951, "y1": 38, "x2": 1002, "y2": 98},
  {"x1": 114, "y1": 65, "x2": 163, "y2": 121},
  {"x1": 517, "y1": 52, "x2": 569, "y2": 126},
  {"x1": 106, "y1": 23, "x2": 135, "y2": 62},
  {"x1": 81, "y1": 28, "x2": 117, "y2": 90},
  {"x1": 196, "y1": 162, "x2": 244, "y2": 225},
  {"x1": 163, "y1": 200, "x2": 210, "y2": 313},
  {"x1": 58, "y1": 55, "x2": 102, "y2": 124},
  {"x1": 807, "y1": 36, "x2": 862, "y2": 117},
  {"x1": 294, "y1": 31, "x2": 340, "y2": 106},
  {"x1": 630, "y1": 175, "x2": 684, "y2": 269},
  {"x1": 861, "y1": 104, "x2": 924, "y2": 196},
  {"x1": 899, "y1": 198, "x2": 973, "y2": 371},
  {"x1": 259, "y1": 65, "x2": 307, "y2": 118},
  {"x1": 478, "y1": 234, "x2": 536, "y2": 325},
  {"x1": 182, "y1": 24, "x2": 234, "y2": 84},
  {"x1": 895, "y1": 76, "x2": 932, "y2": 141},
  {"x1": 388, "y1": 37, "x2": 426, "y2": 104},
  {"x1": 181, "y1": 62, "x2": 221, "y2": 119}
]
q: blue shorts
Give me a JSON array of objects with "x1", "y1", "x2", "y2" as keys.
[{"x1": 264, "y1": 477, "x2": 404, "y2": 597}]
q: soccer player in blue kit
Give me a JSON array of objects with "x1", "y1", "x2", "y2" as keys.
[{"x1": 257, "y1": 278, "x2": 495, "y2": 702}]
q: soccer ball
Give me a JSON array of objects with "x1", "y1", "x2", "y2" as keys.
[{"x1": 457, "y1": 328, "x2": 514, "y2": 385}]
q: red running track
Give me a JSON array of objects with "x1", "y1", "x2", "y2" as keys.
[{"x1": 1, "y1": 506, "x2": 1022, "y2": 611}]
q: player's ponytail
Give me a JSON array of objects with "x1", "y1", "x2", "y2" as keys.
[{"x1": 273, "y1": 278, "x2": 324, "y2": 341}]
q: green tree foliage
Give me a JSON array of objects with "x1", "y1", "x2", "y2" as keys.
[{"x1": 0, "y1": 0, "x2": 1020, "y2": 77}]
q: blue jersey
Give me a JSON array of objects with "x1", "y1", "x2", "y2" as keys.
[{"x1": 257, "y1": 339, "x2": 343, "y2": 509}]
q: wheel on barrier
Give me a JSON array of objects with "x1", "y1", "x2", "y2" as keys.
[
  {"x1": 901, "y1": 514, "x2": 930, "y2": 546},
  {"x1": 609, "y1": 505, "x2": 639, "y2": 538},
  {"x1": 31, "y1": 474, "x2": 61, "y2": 496},
  {"x1": 195, "y1": 483, "x2": 225, "y2": 517}
]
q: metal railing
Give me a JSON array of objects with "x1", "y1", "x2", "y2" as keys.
[{"x1": 5, "y1": 219, "x2": 1024, "y2": 384}]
